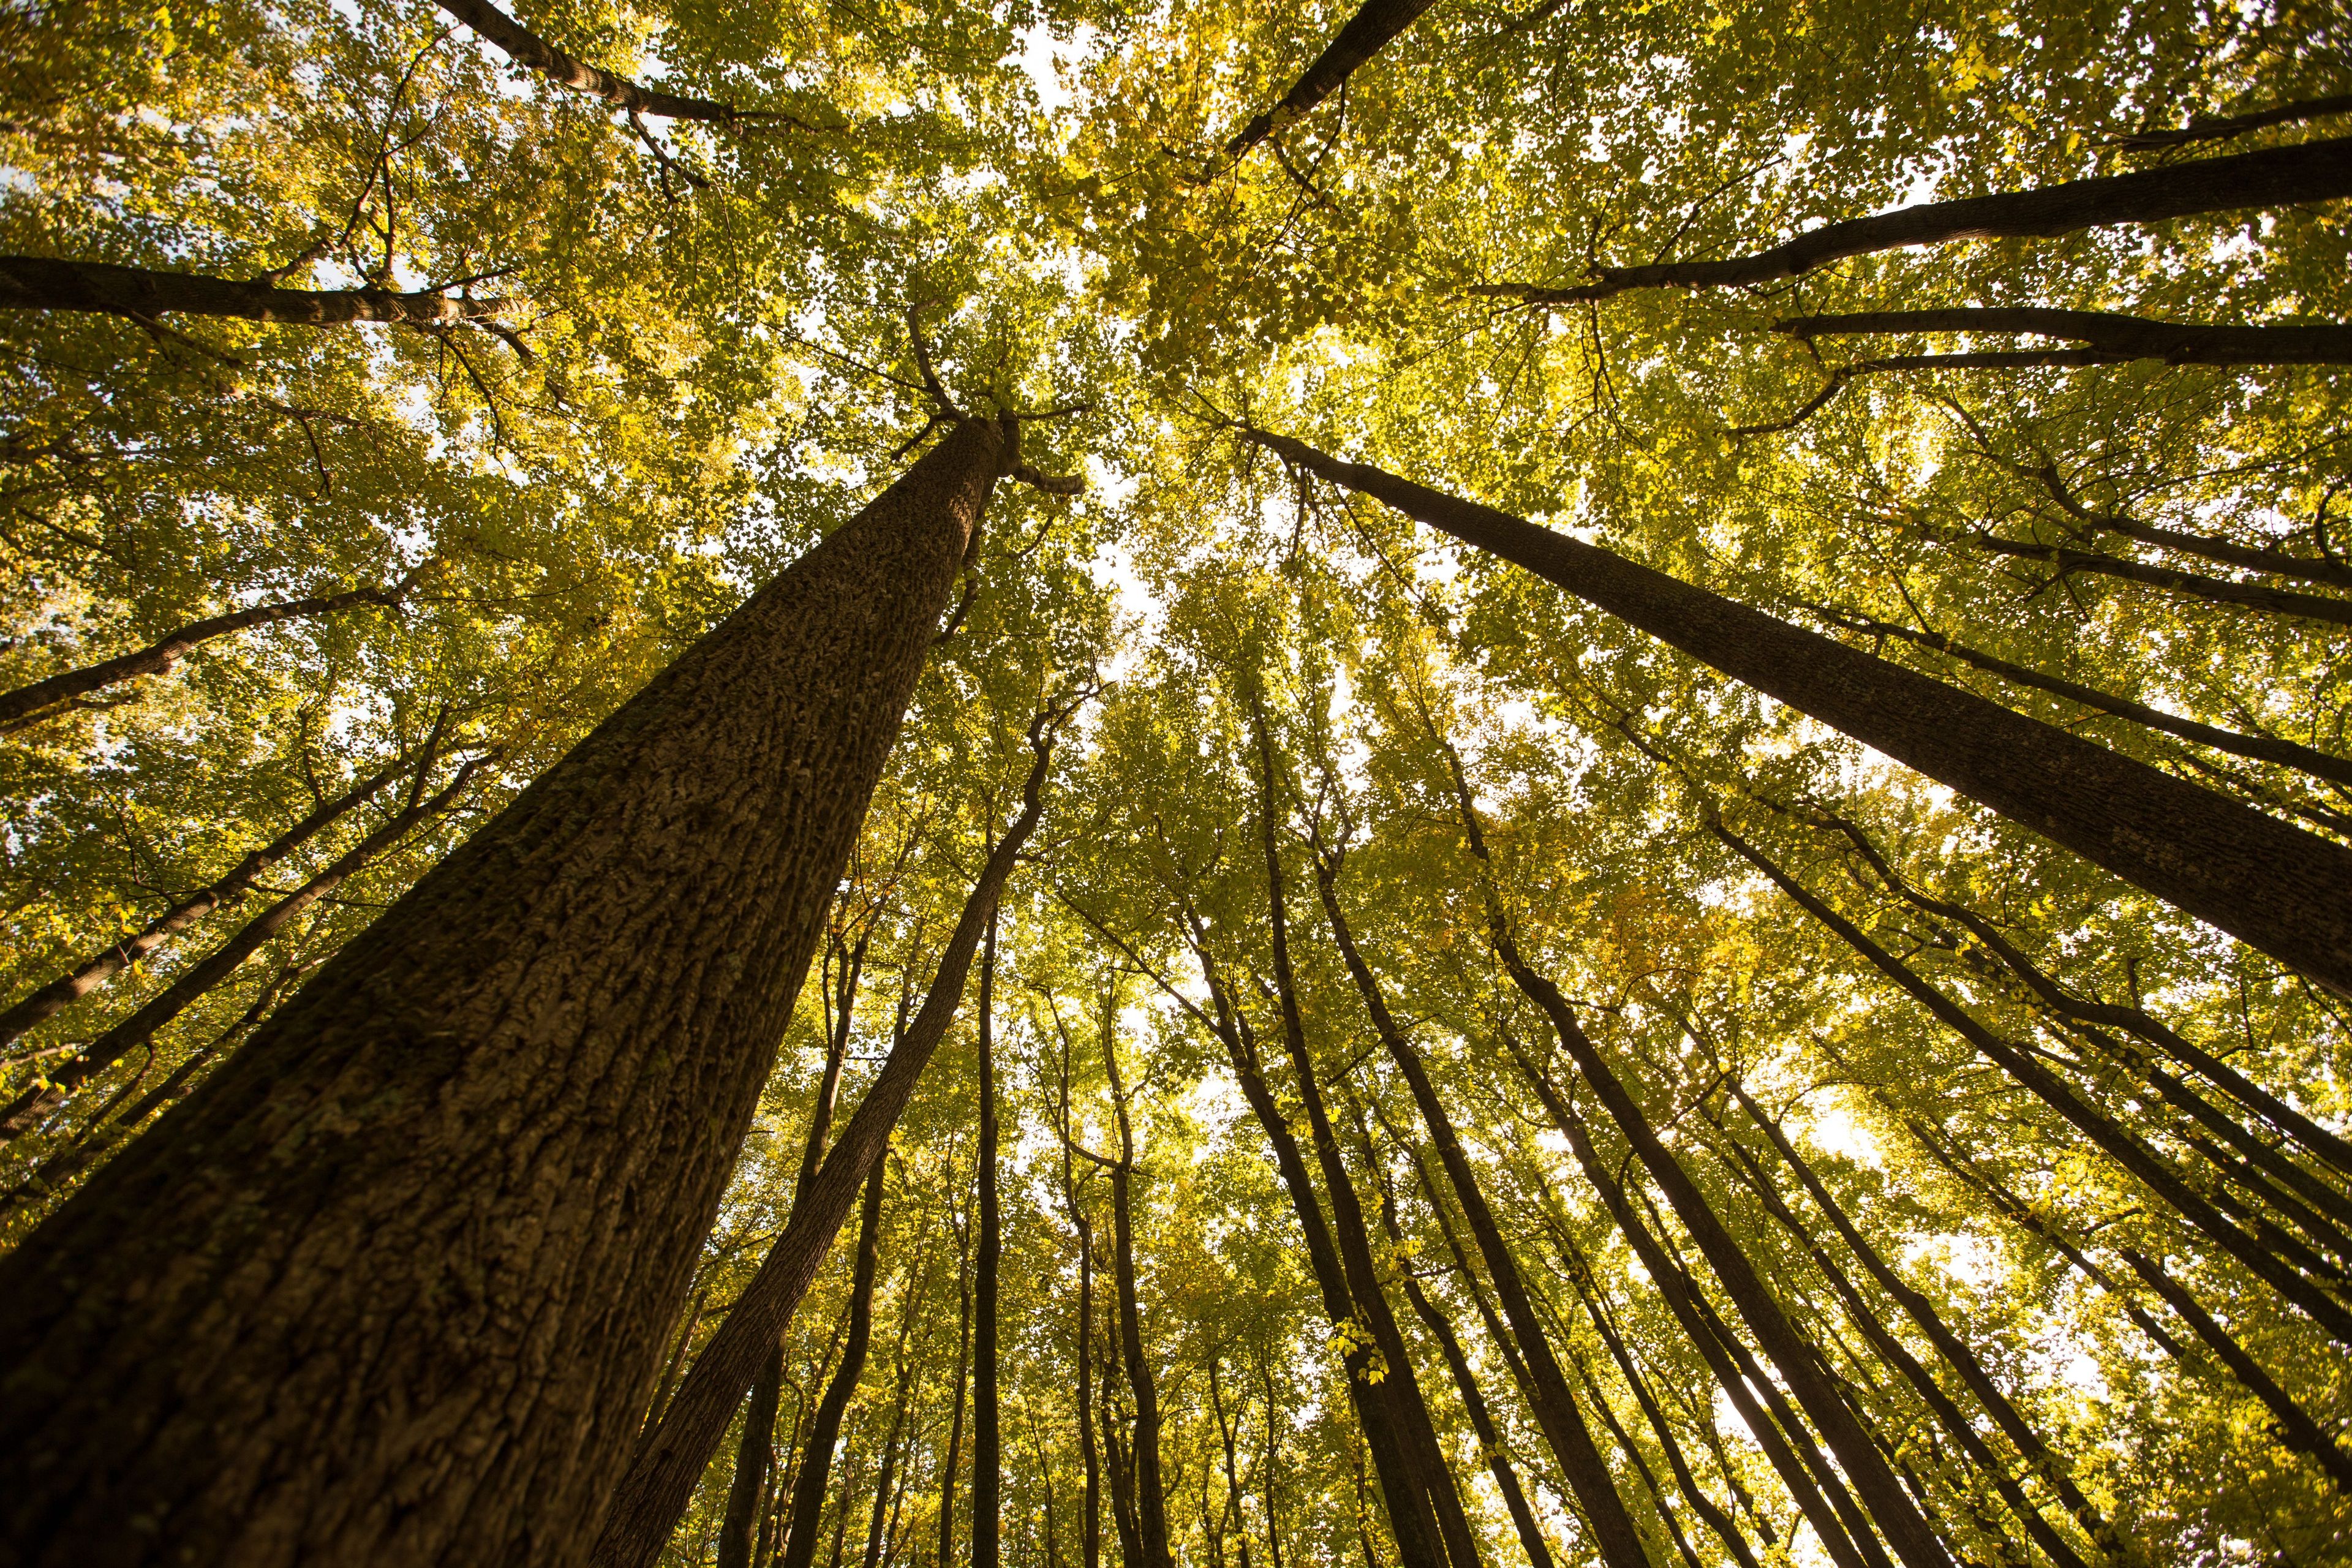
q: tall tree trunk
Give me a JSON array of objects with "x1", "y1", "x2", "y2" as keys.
[
  {"x1": 1207, "y1": 1360, "x2": 1257, "y2": 1568},
  {"x1": 1773, "y1": 308, "x2": 2352, "y2": 365},
  {"x1": 1246, "y1": 425, "x2": 2352, "y2": 997},
  {"x1": 729, "y1": 948, "x2": 878, "y2": 1568},
  {"x1": 1102, "y1": 1007, "x2": 1174, "y2": 1568},
  {"x1": 594, "y1": 695, "x2": 1069, "y2": 1568},
  {"x1": 1967, "y1": 535, "x2": 2352, "y2": 627},
  {"x1": 775, "y1": 1167, "x2": 890, "y2": 1568},
  {"x1": 1469, "y1": 137, "x2": 2352, "y2": 303},
  {"x1": 1, "y1": 753, "x2": 491, "y2": 1139},
  {"x1": 1311, "y1": 844, "x2": 1653, "y2": 1568},
  {"x1": 1224, "y1": 0, "x2": 1442, "y2": 156},
  {"x1": 1099, "y1": 1286, "x2": 1144, "y2": 1568},
  {"x1": 938, "y1": 1215, "x2": 974, "y2": 1568},
  {"x1": 0, "y1": 578, "x2": 414, "y2": 731},
  {"x1": 1398, "y1": 1266, "x2": 1555, "y2": 1568},
  {"x1": 1716, "y1": 824, "x2": 2352, "y2": 1346},
  {"x1": 1057, "y1": 1032, "x2": 1104, "y2": 1568},
  {"x1": 432, "y1": 0, "x2": 745, "y2": 121},
  {"x1": 0, "y1": 254, "x2": 510, "y2": 327},
  {"x1": 0, "y1": 755, "x2": 407, "y2": 1054},
  {"x1": 1250, "y1": 731, "x2": 1483, "y2": 1568},
  {"x1": 972, "y1": 911, "x2": 1003, "y2": 1568},
  {"x1": 0, "y1": 413, "x2": 1008, "y2": 1568}
]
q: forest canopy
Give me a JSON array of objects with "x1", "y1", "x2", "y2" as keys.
[{"x1": 1, "y1": 2, "x2": 2349, "y2": 1567}]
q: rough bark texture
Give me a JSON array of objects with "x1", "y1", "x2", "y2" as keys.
[
  {"x1": 0, "y1": 254, "x2": 508, "y2": 326},
  {"x1": 1248, "y1": 426, "x2": 2352, "y2": 996},
  {"x1": 973, "y1": 913, "x2": 1004, "y2": 1568},
  {"x1": 432, "y1": 0, "x2": 741, "y2": 121},
  {"x1": 0, "y1": 756, "x2": 407, "y2": 1053},
  {"x1": 0, "y1": 417, "x2": 1005, "y2": 1568},
  {"x1": 1471, "y1": 136, "x2": 2352, "y2": 303},
  {"x1": 1312, "y1": 856, "x2": 1652, "y2": 1568},
  {"x1": 1775, "y1": 307, "x2": 2352, "y2": 364},
  {"x1": 775, "y1": 1168, "x2": 887, "y2": 1568},
  {"x1": 1225, "y1": 0, "x2": 1442, "y2": 156},
  {"x1": 0, "y1": 582, "x2": 407, "y2": 730},
  {"x1": 592, "y1": 689, "x2": 1060, "y2": 1568}
]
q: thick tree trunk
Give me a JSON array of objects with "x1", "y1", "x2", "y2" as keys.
[
  {"x1": 972, "y1": 913, "x2": 1003, "y2": 1568},
  {"x1": 1102, "y1": 1014, "x2": 1174, "y2": 1568},
  {"x1": 1251, "y1": 739, "x2": 1482, "y2": 1568},
  {"x1": 593, "y1": 696, "x2": 1065, "y2": 1568},
  {"x1": 0, "y1": 254, "x2": 508, "y2": 326},
  {"x1": 1311, "y1": 853, "x2": 1651, "y2": 1568},
  {"x1": 1470, "y1": 137, "x2": 2352, "y2": 303},
  {"x1": 1224, "y1": 0, "x2": 1442, "y2": 156},
  {"x1": 1813, "y1": 608, "x2": 2352, "y2": 788},
  {"x1": 775, "y1": 1168, "x2": 889, "y2": 1568},
  {"x1": 1247, "y1": 426, "x2": 2352, "y2": 996},
  {"x1": 1718, "y1": 824, "x2": 2352, "y2": 1347},
  {"x1": 1774, "y1": 308, "x2": 2352, "y2": 365},
  {"x1": 0, "y1": 581, "x2": 410, "y2": 731},
  {"x1": 1969, "y1": 534, "x2": 2352, "y2": 627},
  {"x1": 0, "y1": 415, "x2": 1006, "y2": 1568},
  {"x1": 433, "y1": 0, "x2": 743, "y2": 121},
  {"x1": 1, "y1": 755, "x2": 489, "y2": 1140},
  {"x1": 0, "y1": 755, "x2": 407, "y2": 1054}
]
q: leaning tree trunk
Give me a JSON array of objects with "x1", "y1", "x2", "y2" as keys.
[
  {"x1": 0, "y1": 415, "x2": 1009, "y2": 1568},
  {"x1": 972, "y1": 911, "x2": 1005, "y2": 1568},
  {"x1": 774, "y1": 1167, "x2": 889, "y2": 1568},
  {"x1": 0, "y1": 254, "x2": 510, "y2": 328},
  {"x1": 1223, "y1": 0, "x2": 1442, "y2": 156},
  {"x1": 593, "y1": 699, "x2": 1064, "y2": 1568},
  {"x1": 1246, "y1": 427, "x2": 2352, "y2": 997}
]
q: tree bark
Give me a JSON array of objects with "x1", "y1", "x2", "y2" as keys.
[
  {"x1": 972, "y1": 911, "x2": 1003, "y2": 1568},
  {"x1": 1398, "y1": 1273, "x2": 1555, "y2": 1568},
  {"x1": 0, "y1": 254, "x2": 508, "y2": 326},
  {"x1": 1246, "y1": 425, "x2": 2352, "y2": 997},
  {"x1": 1969, "y1": 534, "x2": 2352, "y2": 627},
  {"x1": 433, "y1": 0, "x2": 745, "y2": 121},
  {"x1": 1469, "y1": 136, "x2": 2352, "y2": 303},
  {"x1": 0, "y1": 581, "x2": 410, "y2": 731},
  {"x1": 1812, "y1": 608, "x2": 2352, "y2": 788},
  {"x1": 775, "y1": 1167, "x2": 889, "y2": 1568},
  {"x1": 1224, "y1": 0, "x2": 1442, "y2": 157},
  {"x1": 0, "y1": 755, "x2": 408, "y2": 1054},
  {"x1": 1251, "y1": 731, "x2": 1482, "y2": 1568},
  {"x1": 0, "y1": 416, "x2": 1002, "y2": 1567},
  {"x1": 1774, "y1": 308, "x2": 2352, "y2": 364},
  {"x1": 720, "y1": 1351, "x2": 788, "y2": 1568},
  {"x1": 2120, "y1": 92, "x2": 2352, "y2": 149},
  {"x1": 1, "y1": 754, "x2": 490, "y2": 1139},
  {"x1": 937, "y1": 1217, "x2": 974, "y2": 1568},
  {"x1": 592, "y1": 694, "x2": 1066, "y2": 1568},
  {"x1": 1102, "y1": 1003, "x2": 1174, "y2": 1568},
  {"x1": 1311, "y1": 849, "x2": 1652, "y2": 1568}
]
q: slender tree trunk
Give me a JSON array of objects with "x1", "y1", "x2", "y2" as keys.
[
  {"x1": 1774, "y1": 308, "x2": 2352, "y2": 365},
  {"x1": 1102, "y1": 1012, "x2": 1174, "y2": 1568},
  {"x1": 1313, "y1": 846, "x2": 1653, "y2": 1568},
  {"x1": 0, "y1": 581, "x2": 411, "y2": 731},
  {"x1": 2121, "y1": 92, "x2": 2352, "y2": 149},
  {"x1": 1396, "y1": 1273, "x2": 1555, "y2": 1568},
  {"x1": 1812, "y1": 609, "x2": 2352, "y2": 789},
  {"x1": 432, "y1": 0, "x2": 745, "y2": 121},
  {"x1": 1969, "y1": 535, "x2": 2352, "y2": 627},
  {"x1": 1250, "y1": 734, "x2": 1482, "y2": 1568},
  {"x1": 1469, "y1": 137, "x2": 2352, "y2": 303},
  {"x1": 0, "y1": 254, "x2": 508, "y2": 326},
  {"x1": 1247, "y1": 425, "x2": 2352, "y2": 996},
  {"x1": 594, "y1": 699, "x2": 1068, "y2": 1568},
  {"x1": 722, "y1": 1358, "x2": 789, "y2": 1568},
  {"x1": 1224, "y1": 0, "x2": 1441, "y2": 156},
  {"x1": 0, "y1": 755, "x2": 407, "y2": 1055},
  {"x1": 1, "y1": 754, "x2": 489, "y2": 1139},
  {"x1": 777, "y1": 1167, "x2": 888, "y2": 1568},
  {"x1": 973, "y1": 911, "x2": 1003, "y2": 1568},
  {"x1": 1717, "y1": 824, "x2": 2352, "y2": 1346},
  {"x1": 1207, "y1": 1361, "x2": 1257, "y2": 1568},
  {"x1": 0, "y1": 415, "x2": 1008, "y2": 1568},
  {"x1": 1099, "y1": 1287, "x2": 1144, "y2": 1568},
  {"x1": 938, "y1": 1219, "x2": 974, "y2": 1568}
]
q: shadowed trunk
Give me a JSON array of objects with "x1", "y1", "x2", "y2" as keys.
[
  {"x1": 1311, "y1": 847, "x2": 1651, "y2": 1568},
  {"x1": 1469, "y1": 137, "x2": 2352, "y2": 303},
  {"x1": 0, "y1": 579, "x2": 411, "y2": 731},
  {"x1": 593, "y1": 695, "x2": 1066, "y2": 1568},
  {"x1": 1774, "y1": 308, "x2": 2352, "y2": 365},
  {"x1": 774, "y1": 1167, "x2": 889, "y2": 1568},
  {"x1": 433, "y1": 0, "x2": 743, "y2": 120},
  {"x1": 1224, "y1": 0, "x2": 1442, "y2": 156},
  {"x1": 1246, "y1": 426, "x2": 2352, "y2": 997},
  {"x1": 0, "y1": 755, "x2": 407, "y2": 1054},
  {"x1": 1102, "y1": 1003, "x2": 1174, "y2": 1568},
  {"x1": 0, "y1": 254, "x2": 508, "y2": 326},
  {"x1": 973, "y1": 911, "x2": 1003, "y2": 1568},
  {"x1": 938, "y1": 1210, "x2": 974, "y2": 1568},
  {"x1": 1969, "y1": 534, "x2": 2352, "y2": 627},
  {"x1": 0, "y1": 416, "x2": 1008, "y2": 1568}
]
